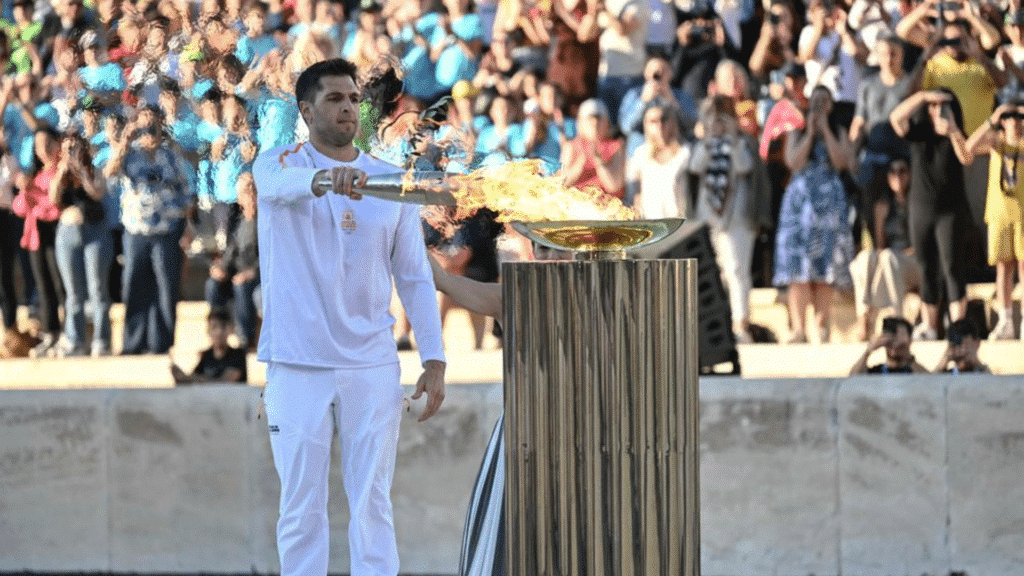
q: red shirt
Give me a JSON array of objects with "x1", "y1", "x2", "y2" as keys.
[{"x1": 569, "y1": 137, "x2": 624, "y2": 199}]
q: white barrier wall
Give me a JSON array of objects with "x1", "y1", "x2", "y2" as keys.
[{"x1": 1, "y1": 377, "x2": 1023, "y2": 576}]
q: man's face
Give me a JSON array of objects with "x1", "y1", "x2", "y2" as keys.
[
  {"x1": 885, "y1": 325, "x2": 913, "y2": 364},
  {"x1": 644, "y1": 58, "x2": 670, "y2": 86},
  {"x1": 949, "y1": 337, "x2": 978, "y2": 365},
  {"x1": 300, "y1": 75, "x2": 360, "y2": 148}
]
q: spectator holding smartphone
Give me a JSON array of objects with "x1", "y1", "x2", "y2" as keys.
[
  {"x1": 889, "y1": 88, "x2": 971, "y2": 340},
  {"x1": 849, "y1": 316, "x2": 929, "y2": 374},
  {"x1": 933, "y1": 318, "x2": 990, "y2": 374},
  {"x1": 965, "y1": 101, "x2": 1024, "y2": 340}
]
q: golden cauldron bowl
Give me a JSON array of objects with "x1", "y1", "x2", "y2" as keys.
[{"x1": 511, "y1": 218, "x2": 685, "y2": 259}]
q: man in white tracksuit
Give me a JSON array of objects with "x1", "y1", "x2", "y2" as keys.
[{"x1": 252, "y1": 58, "x2": 447, "y2": 576}]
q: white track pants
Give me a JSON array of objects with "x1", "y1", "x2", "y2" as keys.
[{"x1": 264, "y1": 361, "x2": 404, "y2": 576}]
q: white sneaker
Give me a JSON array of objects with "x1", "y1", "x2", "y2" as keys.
[{"x1": 989, "y1": 318, "x2": 1015, "y2": 341}]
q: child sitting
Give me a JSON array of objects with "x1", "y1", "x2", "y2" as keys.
[{"x1": 171, "y1": 307, "x2": 248, "y2": 384}]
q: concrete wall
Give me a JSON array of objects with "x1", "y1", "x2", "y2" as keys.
[{"x1": 1, "y1": 377, "x2": 1023, "y2": 576}]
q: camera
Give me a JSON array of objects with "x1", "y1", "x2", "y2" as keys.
[
  {"x1": 768, "y1": 13, "x2": 781, "y2": 26},
  {"x1": 938, "y1": 1, "x2": 962, "y2": 12},
  {"x1": 937, "y1": 37, "x2": 961, "y2": 47},
  {"x1": 881, "y1": 317, "x2": 901, "y2": 335},
  {"x1": 689, "y1": 25, "x2": 710, "y2": 42}
]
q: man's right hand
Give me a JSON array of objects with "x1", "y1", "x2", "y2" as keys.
[{"x1": 313, "y1": 167, "x2": 369, "y2": 199}]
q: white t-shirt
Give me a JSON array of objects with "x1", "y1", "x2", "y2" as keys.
[
  {"x1": 627, "y1": 142, "x2": 691, "y2": 219},
  {"x1": 799, "y1": 27, "x2": 862, "y2": 103},
  {"x1": 598, "y1": 0, "x2": 649, "y2": 78},
  {"x1": 253, "y1": 142, "x2": 445, "y2": 369}
]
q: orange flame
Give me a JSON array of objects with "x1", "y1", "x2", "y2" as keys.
[{"x1": 439, "y1": 159, "x2": 637, "y2": 224}]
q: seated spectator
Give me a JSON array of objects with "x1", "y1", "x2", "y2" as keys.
[
  {"x1": 690, "y1": 94, "x2": 770, "y2": 343},
  {"x1": 774, "y1": 85, "x2": 854, "y2": 344},
  {"x1": 849, "y1": 157, "x2": 921, "y2": 341},
  {"x1": 205, "y1": 172, "x2": 259, "y2": 350},
  {"x1": 170, "y1": 307, "x2": 248, "y2": 384},
  {"x1": 433, "y1": 0, "x2": 483, "y2": 95},
  {"x1": 850, "y1": 316, "x2": 929, "y2": 375},
  {"x1": 559, "y1": 97, "x2": 625, "y2": 200},
  {"x1": 474, "y1": 90, "x2": 524, "y2": 167},
  {"x1": 77, "y1": 30, "x2": 125, "y2": 109},
  {"x1": 618, "y1": 54, "x2": 696, "y2": 156},
  {"x1": 1, "y1": 0, "x2": 45, "y2": 75},
  {"x1": 889, "y1": 88, "x2": 971, "y2": 340},
  {"x1": 235, "y1": 1, "x2": 277, "y2": 68},
  {"x1": 545, "y1": 0, "x2": 600, "y2": 113},
  {"x1": 965, "y1": 101, "x2": 1024, "y2": 341},
  {"x1": 934, "y1": 318, "x2": 990, "y2": 374},
  {"x1": 521, "y1": 97, "x2": 562, "y2": 174},
  {"x1": 626, "y1": 99, "x2": 690, "y2": 219}
]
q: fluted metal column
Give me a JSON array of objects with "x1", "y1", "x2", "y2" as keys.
[{"x1": 503, "y1": 258, "x2": 699, "y2": 576}]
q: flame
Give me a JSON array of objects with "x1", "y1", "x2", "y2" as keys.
[{"x1": 433, "y1": 159, "x2": 637, "y2": 224}]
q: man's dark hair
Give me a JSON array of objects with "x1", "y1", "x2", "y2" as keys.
[
  {"x1": 207, "y1": 306, "x2": 234, "y2": 326},
  {"x1": 947, "y1": 319, "x2": 979, "y2": 346},
  {"x1": 295, "y1": 58, "x2": 359, "y2": 105},
  {"x1": 202, "y1": 87, "x2": 225, "y2": 104},
  {"x1": 159, "y1": 76, "x2": 181, "y2": 96},
  {"x1": 881, "y1": 316, "x2": 913, "y2": 337}
]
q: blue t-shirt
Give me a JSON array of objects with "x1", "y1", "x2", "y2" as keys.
[
  {"x1": 192, "y1": 79, "x2": 215, "y2": 101},
  {"x1": 253, "y1": 89, "x2": 298, "y2": 152},
  {"x1": 78, "y1": 63, "x2": 126, "y2": 92},
  {"x1": 235, "y1": 34, "x2": 278, "y2": 67},
  {"x1": 435, "y1": 43, "x2": 478, "y2": 91},
  {"x1": 195, "y1": 121, "x2": 224, "y2": 204},
  {"x1": 402, "y1": 44, "x2": 442, "y2": 102},
  {"x1": 4, "y1": 102, "x2": 58, "y2": 170},
  {"x1": 168, "y1": 108, "x2": 203, "y2": 153},
  {"x1": 212, "y1": 133, "x2": 253, "y2": 203}
]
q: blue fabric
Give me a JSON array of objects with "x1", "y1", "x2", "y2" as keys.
[
  {"x1": 212, "y1": 134, "x2": 253, "y2": 203},
  {"x1": 169, "y1": 108, "x2": 203, "y2": 152},
  {"x1": 3, "y1": 104, "x2": 33, "y2": 170},
  {"x1": 192, "y1": 79, "x2": 215, "y2": 101},
  {"x1": 435, "y1": 43, "x2": 478, "y2": 90},
  {"x1": 450, "y1": 14, "x2": 482, "y2": 41},
  {"x1": 121, "y1": 219, "x2": 185, "y2": 354},
  {"x1": 55, "y1": 219, "x2": 113, "y2": 349},
  {"x1": 773, "y1": 141, "x2": 854, "y2": 288},
  {"x1": 235, "y1": 34, "x2": 278, "y2": 67},
  {"x1": 253, "y1": 89, "x2": 299, "y2": 152},
  {"x1": 402, "y1": 44, "x2": 443, "y2": 101},
  {"x1": 78, "y1": 63, "x2": 126, "y2": 92}
]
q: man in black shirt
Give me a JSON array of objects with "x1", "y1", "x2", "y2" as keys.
[
  {"x1": 850, "y1": 316, "x2": 928, "y2": 375},
  {"x1": 170, "y1": 307, "x2": 247, "y2": 384}
]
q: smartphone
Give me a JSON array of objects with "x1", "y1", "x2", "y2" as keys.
[
  {"x1": 768, "y1": 13, "x2": 781, "y2": 25},
  {"x1": 938, "y1": 1, "x2": 962, "y2": 11},
  {"x1": 881, "y1": 317, "x2": 900, "y2": 335}
]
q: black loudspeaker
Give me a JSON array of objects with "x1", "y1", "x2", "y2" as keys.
[{"x1": 660, "y1": 224, "x2": 740, "y2": 375}]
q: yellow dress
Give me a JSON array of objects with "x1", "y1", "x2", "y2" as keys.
[{"x1": 985, "y1": 141, "x2": 1024, "y2": 264}]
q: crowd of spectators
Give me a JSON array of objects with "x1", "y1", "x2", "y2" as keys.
[{"x1": 0, "y1": 0, "x2": 1023, "y2": 359}]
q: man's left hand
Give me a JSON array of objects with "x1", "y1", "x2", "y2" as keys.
[{"x1": 411, "y1": 359, "x2": 446, "y2": 422}]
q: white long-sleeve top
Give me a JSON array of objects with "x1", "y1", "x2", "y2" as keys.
[{"x1": 253, "y1": 141, "x2": 445, "y2": 369}]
